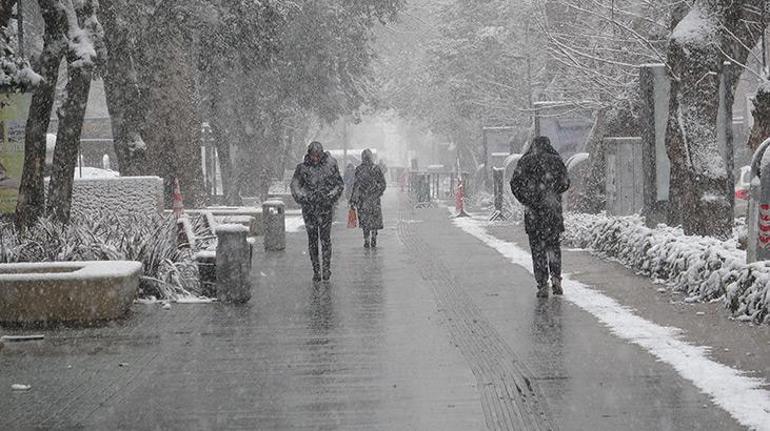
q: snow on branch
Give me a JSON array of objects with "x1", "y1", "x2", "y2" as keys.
[{"x1": 60, "y1": 0, "x2": 104, "y2": 69}]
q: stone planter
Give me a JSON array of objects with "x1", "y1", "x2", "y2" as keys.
[{"x1": 0, "y1": 261, "x2": 141, "y2": 324}]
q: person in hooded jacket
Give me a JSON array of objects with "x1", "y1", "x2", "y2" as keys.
[
  {"x1": 291, "y1": 142, "x2": 345, "y2": 281},
  {"x1": 350, "y1": 149, "x2": 387, "y2": 248},
  {"x1": 510, "y1": 136, "x2": 571, "y2": 298}
]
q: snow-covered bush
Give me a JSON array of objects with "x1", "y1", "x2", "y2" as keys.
[
  {"x1": 0, "y1": 212, "x2": 203, "y2": 300},
  {"x1": 563, "y1": 213, "x2": 770, "y2": 324},
  {"x1": 0, "y1": 28, "x2": 41, "y2": 91}
]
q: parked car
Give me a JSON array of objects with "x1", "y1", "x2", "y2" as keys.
[{"x1": 735, "y1": 165, "x2": 751, "y2": 218}]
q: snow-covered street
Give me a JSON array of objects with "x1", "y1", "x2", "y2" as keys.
[
  {"x1": 1, "y1": 191, "x2": 768, "y2": 430},
  {"x1": 5, "y1": 0, "x2": 770, "y2": 429}
]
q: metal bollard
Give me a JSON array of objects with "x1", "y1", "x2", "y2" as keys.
[
  {"x1": 215, "y1": 224, "x2": 252, "y2": 303},
  {"x1": 262, "y1": 200, "x2": 286, "y2": 251}
]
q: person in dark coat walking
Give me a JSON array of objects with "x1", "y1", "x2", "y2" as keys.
[
  {"x1": 510, "y1": 136, "x2": 571, "y2": 298},
  {"x1": 350, "y1": 149, "x2": 387, "y2": 248},
  {"x1": 291, "y1": 142, "x2": 345, "y2": 281}
]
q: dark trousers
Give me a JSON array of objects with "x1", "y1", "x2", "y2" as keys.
[
  {"x1": 527, "y1": 230, "x2": 562, "y2": 288},
  {"x1": 304, "y1": 208, "x2": 333, "y2": 273}
]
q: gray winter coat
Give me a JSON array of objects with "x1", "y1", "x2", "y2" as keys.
[{"x1": 350, "y1": 152, "x2": 386, "y2": 231}]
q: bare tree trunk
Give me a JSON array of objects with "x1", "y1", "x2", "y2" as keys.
[
  {"x1": 14, "y1": 0, "x2": 64, "y2": 229},
  {"x1": 47, "y1": 64, "x2": 92, "y2": 223},
  {"x1": 580, "y1": 110, "x2": 608, "y2": 214},
  {"x1": 99, "y1": 1, "x2": 146, "y2": 176},
  {"x1": 45, "y1": 0, "x2": 103, "y2": 224},
  {"x1": 206, "y1": 78, "x2": 243, "y2": 205},
  {"x1": 666, "y1": 34, "x2": 729, "y2": 236},
  {"x1": 748, "y1": 84, "x2": 770, "y2": 151},
  {"x1": 666, "y1": 0, "x2": 763, "y2": 238},
  {"x1": 141, "y1": 9, "x2": 205, "y2": 208}
]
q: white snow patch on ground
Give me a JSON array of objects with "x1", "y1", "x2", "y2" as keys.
[
  {"x1": 285, "y1": 216, "x2": 305, "y2": 233},
  {"x1": 450, "y1": 213, "x2": 770, "y2": 431},
  {"x1": 174, "y1": 297, "x2": 217, "y2": 304}
]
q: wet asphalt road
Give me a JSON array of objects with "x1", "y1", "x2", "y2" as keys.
[{"x1": 0, "y1": 189, "x2": 759, "y2": 430}]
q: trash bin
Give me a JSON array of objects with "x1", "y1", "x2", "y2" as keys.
[
  {"x1": 194, "y1": 250, "x2": 217, "y2": 297},
  {"x1": 263, "y1": 200, "x2": 286, "y2": 251}
]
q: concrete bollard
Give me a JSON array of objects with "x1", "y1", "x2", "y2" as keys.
[
  {"x1": 263, "y1": 200, "x2": 286, "y2": 251},
  {"x1": 748, "y1": 138, "x2": 770, "y2": 263},
  {"x1": 215, "y1": 224, "x2": 252, "y2": 303}
]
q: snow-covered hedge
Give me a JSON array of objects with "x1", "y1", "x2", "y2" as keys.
[
  {"x1": 0, "y1": 211, "x2": 203, "y2": 300},
  {"x1": 563, "y1": 213, "x2": 770, "y2": 324}
]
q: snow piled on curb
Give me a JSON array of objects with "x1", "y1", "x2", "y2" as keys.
[
  {"x1": 562, "y1": 213, "x2": 770, "y2": 324},
  {"x1": 451, "y1": 214, "x2": 770, "y2": 431}
]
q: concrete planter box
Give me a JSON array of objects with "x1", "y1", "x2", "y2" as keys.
[{"x1": 0, "y1": 261, "x2": 141, "y2": 324}]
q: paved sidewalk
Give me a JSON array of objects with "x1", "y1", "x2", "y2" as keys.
[
  {"x1": 486, "y1": 219, "x2": 770, "y2": 383},
  {"x1": 0, "y1": 190, "x2": 762, "y2": 430},
  {"x1": 0, "y1": 191, "x2": 482, "y2": 430}
]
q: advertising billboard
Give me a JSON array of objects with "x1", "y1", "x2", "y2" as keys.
[{"x1": 0, "y1": 92, "x2": 31, "y2": 214}]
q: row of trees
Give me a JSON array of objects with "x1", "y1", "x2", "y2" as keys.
[
  {"x1": 2, "y1": 0, "x2": 404, "y2": 228},
  {"x1": 378, "y1": 0, "x2": 770, "y2": 238}
]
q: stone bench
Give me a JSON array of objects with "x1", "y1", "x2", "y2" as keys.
[
  {"x1": 0, "y1": 261, "x2": 141, "y2": 324},
  {"x1": 185, "y1": 207, "x2": 263, "y2": 236}
]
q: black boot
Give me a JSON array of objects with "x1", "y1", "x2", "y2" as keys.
[
  {"x1": 363, "y1": 230, "x2": 370, "y2": 248},
  {"x1": 311, "y1": 258, "x2": 321, "y2": 282},
  {"x1": 322, "y1": 249, "x2": 332, "y2": 281},
  {"x1": 310, "y1": 252, "x2": 321, "y2": 282},
  {"x1": 370, "y1": 231, "x2": 378, "y2": 248},
  {"x1": 322, "y1": 265, "x2": 331, "y2": 281},
  {"x1": 551, "y1": 277, "x2": 563, "y2": 295}
]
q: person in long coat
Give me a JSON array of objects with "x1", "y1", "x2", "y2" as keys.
[
  {"x1": 350, "y1": 149, "x2": 387, "y2": 248},
  {"x1": 291, "y1": 141, "x2": 345, "y2": 281},
  {"x1": 510, "y1": 136, "x2": 571, "y2": 298}
]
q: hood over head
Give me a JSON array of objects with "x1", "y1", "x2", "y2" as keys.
[
  {"x1": 361, "y1": 149, "x2": 374, "y2": 165},
  {"x1": 526, "y1": 136, "x2": 560, "y2": 157},
  {"x1": 305, "y1": 141, "x2": 326, "y2": 165}
]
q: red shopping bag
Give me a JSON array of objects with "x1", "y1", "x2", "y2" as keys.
[{"x1": 347, "y1": 208, "x2": 358, "y2": 229}]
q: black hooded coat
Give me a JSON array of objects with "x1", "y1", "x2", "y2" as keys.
[
  {"x1": 510, "y1": 137, "x2": 571, "y2": 235},
  {"x1": 291, "y1": 150, "x2": 344, "y2": 218},
  {"x1": 350, "y1": 150, "x2": 386, "y2": 231}
]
